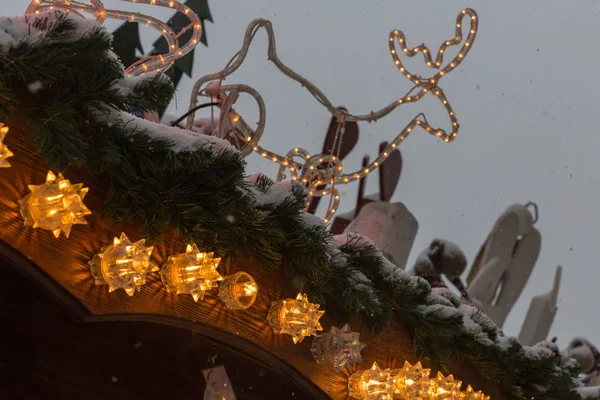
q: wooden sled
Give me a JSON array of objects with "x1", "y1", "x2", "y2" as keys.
[{"x1": 467, "y1": 203, "x2": 561, "y2": 345}]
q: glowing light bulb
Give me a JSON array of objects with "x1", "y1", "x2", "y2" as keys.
[
  {"x1": 427, "y1": 371, "x2": 461, "y2": 399},
  {"x1": 218, "y1": 271, "x2": 258, "y2": 310},
  {"x1": 311, "y1": 323, "x2": 365, "y2": 372},
  {"x1": 390, "y1": 361, "x2": 430, "y2": 399},
  {"x1": 19, "y1": 171, "x2": 91, "y2": 238},
  {"x1": 89, "y1": 233, "x2": 156, "y2": 296},
  {"x1": 266, "y1": 293, "x2": 324, "y2": 344},
  {"x1": 348, "y1": 362, "x2": 394, "y2": 400},
  {"x1": 461, "y1": 385, "x2": 490, "y2": 400},
  {"x1": 0, "y1": 123, "x2": 13, "y2": 168},
  {"x1": 160, "y1": 244, "x2": 223, "y2": 301},
  {"x1": 230, "y1": 110, "x2": 241, "y2": 123}
]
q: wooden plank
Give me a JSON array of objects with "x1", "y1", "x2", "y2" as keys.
[{"x1": 0, "y1": 111, "x2": 499, "y2": 399}]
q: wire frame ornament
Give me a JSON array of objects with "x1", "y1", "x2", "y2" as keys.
[
  {"x1": 186, "y1": 9, "x2": 478, "y2": 222},
  {"x1": 24, "y1": 0, "x2": 202, "y2": 76}
]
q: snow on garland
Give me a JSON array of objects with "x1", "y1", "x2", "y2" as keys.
[
  {"x1": 0, "y1": 9, "x2": 594, "y2": 400},
  {"x1": 255, "y1": 182, "x2": 592, "y2": 397},
  {"x1": 99, "y1": 108, "x2": 235, "y2": 155},
  {"x1": 0, "y1": 9, "x2": 98, "y2": 47}
]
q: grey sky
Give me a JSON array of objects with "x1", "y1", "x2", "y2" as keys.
[{"x1": 6, "y1": 0, "x2": 599, "y2": 346}]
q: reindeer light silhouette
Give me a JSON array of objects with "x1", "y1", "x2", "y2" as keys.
[
  {"x1": 24, "y1": 0, "x2": 202, "y2": 76},
  {"x1": 186, "y1": 9, "x2": 479, "y2": 221}
]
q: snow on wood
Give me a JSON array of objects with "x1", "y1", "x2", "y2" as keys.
[
  {"x1": 467, "y1": 203, "x2": 541, "y2": 328},
  {"x1": 518, "y1": 265, "x2": 562, "y2": 346}
]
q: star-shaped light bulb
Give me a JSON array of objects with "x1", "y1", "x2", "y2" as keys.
[
  {"x1": 89, "y1": 233, "x2": 156, "y2": 296},
  {"x1": 19, "y1": 171, "x2": 91, "y2": 238},
  {"x1": 348, "y1": 362, "x2": 394, "y2": 400},
  {"x1": 267, "y1": 293, "x2": 324, "y2": 344},
  {"x1": 427, "y1": 371, "x2": 461, "y2": 399},
  {"x1": 160, "y1": 243, "x2": 223, "y2": 301},
  {"x1": 311, "y1": 323, "x2": 365, "y2": 372},
  {"x1": 390, "y1": 360, "x2": 431, "y2": 399},
  {"x1": 459, "y1": 385, "x2": 489, "y2": 400},
  {"x1": 0, "y1": 123, "x2": 12, "y2": 168}
]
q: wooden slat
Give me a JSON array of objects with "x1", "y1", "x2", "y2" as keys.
[{"x1": 0, "y1": 110, "x2": 499, "y2": 399}]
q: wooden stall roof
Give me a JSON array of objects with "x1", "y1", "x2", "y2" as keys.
[
  {"x1": 0, "y1": 110, "x2": 500, "y2": 399},
  {"x1": 0, "y1": 258, "x2": 317, "y2": 399}
]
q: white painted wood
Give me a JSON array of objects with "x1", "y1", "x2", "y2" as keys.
[
  {"x1": 467, "y1": 212, "x2": 520, "y2": 305},
  {"x1": 494, "y1": 228, "x2": 541, "y2": 327},
  {"x1": 466, "y1": 204, "x2": 541, "y2": 328},
  {"x1": 203, "y1": 365, "x2": 237, "y2": 400},
  {"x1": 518, "y1": 265, "x2": 562, "y2": 346},
  {"x1": 468, "y1": 257, "x2": 505, "y2": 305},
  {"x1": 344, "y1": 201, "x2": 418, "y2": 270}
]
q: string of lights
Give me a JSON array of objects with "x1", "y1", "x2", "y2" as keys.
[
  {"x1": 25, "y1": 0, "x2": 202, "y2": 76},
  {"x1": 186, "y1": 9, "x2": 478, "y2": 221}
]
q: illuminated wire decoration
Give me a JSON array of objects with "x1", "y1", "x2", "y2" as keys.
[
  {"x1": 24, "y1": 0, "x2": 202, "y2": 76},
  {"x1": 187, "y1": 9, "x2": 478, "y2": 222}
]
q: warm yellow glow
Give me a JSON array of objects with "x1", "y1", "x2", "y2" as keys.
[
  {"x1": 461, "y1": 385, "x2": 490, "y2": 400},
  {"x1": 218, "y1": 271, "x2": 258, "y2": 310},
  {"x1": 348, "y1": 360, "x2": 489, "y2": 399},
  {"x1": 267, "y1": 293, "x2": 324, "y2": 344},
  {"x1": 160, "y1": 243, "x2": 223, "y2": 301},
  {"x1": 19, "y1": 171, "x2": 91, "y2": 238},
  {"x1": 348, "y1": 362, "x2": 394, "y2": 400},
  {"x1": 230, "y1": 110, "x2": 241, "y2": 123},
  {"x1": 0, "y1": 123, "x2": 12, "y2": 168},
  {"x1": 242, "y1": 282, "x2": 257, "y2": 295},
  {"x1": 426, "y1": 371, "x2": 461, "y2": 399},
  {"x1": 89, "y1": 233, "x2": 156, "y2": 296}
]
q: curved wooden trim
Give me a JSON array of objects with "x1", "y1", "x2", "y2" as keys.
[{"x1": 0, "y1": 237, "x2": 330, "y2": 400}]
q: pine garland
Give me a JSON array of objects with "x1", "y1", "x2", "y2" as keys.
[{"x1": 0, "y1": 10, "x2": 591, "y2": 400}]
